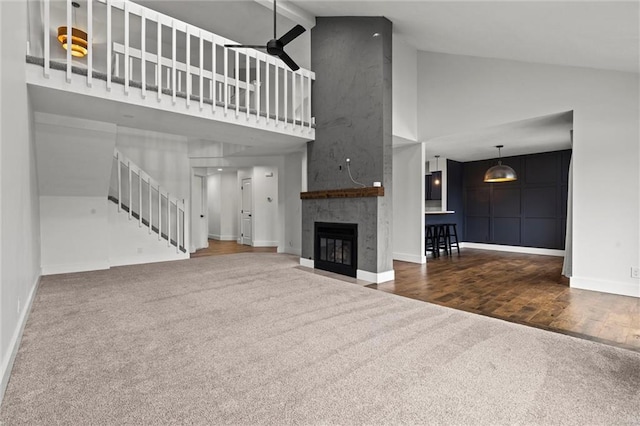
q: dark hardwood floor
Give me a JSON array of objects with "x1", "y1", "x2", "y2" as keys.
[
  {"x1": 193, "y1": 241, "x2": 640, "y2": 352},
  {"x1": 371, "y1": 249, "x2": 640, "y2": 352}
]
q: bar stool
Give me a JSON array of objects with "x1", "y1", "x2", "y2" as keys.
[
  {"x1": 442, "y1": 223, "x2": 460, "y2": 255},
  {"x1": 425, "y1": 224, "x2": 439, "y2": 258},
  {"x1": 436, "y1": 224, "x2": 449, "y2": 256}
]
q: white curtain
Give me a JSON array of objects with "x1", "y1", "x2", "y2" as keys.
[{"x1": 562, "y1": 131, "x2": 573, "y2": 277}]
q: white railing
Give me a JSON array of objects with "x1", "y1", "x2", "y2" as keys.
[
  {"x1": 110, "y1": 148, "x2": 188, "y2": 253},
  {"x1": 39, "y1": 0, "x2": 315, "y2": 133}
]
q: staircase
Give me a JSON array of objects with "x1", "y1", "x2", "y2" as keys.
[{"x1": 109, "y1": 149, "x2": 189, "y2": 254}]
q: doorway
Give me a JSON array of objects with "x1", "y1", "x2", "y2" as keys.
[{"x1": 241, "y1": 178, "x2": 252, "y2": 245}]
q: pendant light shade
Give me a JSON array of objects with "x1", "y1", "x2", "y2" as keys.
[
  {"x1": 57, "y1": 2, "x2": 88, "y2": 58},
  {"x1": 484, "y1": 145, "x2": 517, "y2": 182},
  {"x1": 57, "y1": 26, "x2": 88, "y2": 57}
]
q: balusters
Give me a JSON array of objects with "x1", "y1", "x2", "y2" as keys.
[
  {"x1": 138, "y1": 172, "x2": 143, "y2": 227},
  {"x1": 106, "y1": 0, "x2": 112, "y2": 91},
  {"x1": 141, "y1": 9, "x2": 146, "y2": 98},
  {"x1": 171, "y1": 22, "x2": 177, "y2": 104},
  {"x1": 124, "y1": 1, "x2": 130, "y2": 94},
  {"x1": 167, "y1": 195, "x2": 171, "y2": 247},
  {"x1": 284, "y1": 68, "x2": 288, "y2": 128},
  {"x1": 44, "y1": 0, "x2": 50, "y2": 77},
  {"x1": 265, "y1": 58, "x2": 270, "y2": 124},
  {"x1": 148, "y1": 178, "x2": 152, "y2": 234},
  {"x1": 307, "y1": 72, "x2": 312, "y2": 133},
  {"x1": 255, "y1": 53, "x2": 260, "y2": 123},
  {"x1": 186, "y1": 27, "x2": 191, "y2": 108},
  {"x1": 199, "y1": 31, "x2": 204, "y2": 111},
  {"x1": 292, "y1": 71, "x2": 296, "y2": 129},
  {"x1": 39, "y1": 2, "x2": 315, "y2": 141},
  {"x1": 157, "y1": 17, "x2": 162, "y2": 100},
  {"x1": 176, "y1": 202, "x2": 180, "y2": 253},
  {"x1": 87, "y1": 0, "x2": 93, "y2": 87},
  {"x1": 235, "y1": 49, "x2": 239, "y2": 118},
  {"x1": 158, "y1": 188, "x2": 162, "y2": 241},
  {"x1": 117, "y1": 152, "x2": 122, "y2": 212},
  {"x1": 223, "y1": 46, "x2": 228, "y2": 115},
  {"x1": 212, "y1": 35, "x2": 217, "y2": 113},
  {"x1": 65, "y1": 0, "x2": 72, "y2": 82},
  {"x1": 245, "y1": 52, "x2": 250, "y2": 120},
  {"x1": 275, "y1": 64, "x2": 279, "y2": 126}
]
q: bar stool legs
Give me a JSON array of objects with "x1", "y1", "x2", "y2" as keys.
[
  {"x1": 425, "y1": 225, "x2": 439, "y2": 258},
  {"x1": 426, "y1": 223, "x2": 460, "y2": 258},
  {"x1": 447, "y1": 223, "x2": 460, "y2": 255}
]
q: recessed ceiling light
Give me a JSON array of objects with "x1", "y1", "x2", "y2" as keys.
[
  {"x1": 372, "y1": 33, "x2": 381, "y2": 38},
  {"x1": 217, "y1": 168, "x2": 223, "y2": 171}
]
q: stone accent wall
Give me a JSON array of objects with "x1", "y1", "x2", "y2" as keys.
[{"x1": 302, "y1": 17, "x2": 393, "y2": 274}]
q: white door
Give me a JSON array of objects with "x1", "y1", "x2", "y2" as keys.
[
  {"x1": 191, "y1": 175, "x2": 208, "y2": 251},
  {"x1": 241, "y1": 178, "x2": 252, "y2": 245}
]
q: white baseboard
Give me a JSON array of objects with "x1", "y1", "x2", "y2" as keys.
[
  {"x1": 252, "y1": 240, "x2": 278, "y2": 247},
  {"x1": 42, "y1": 261, "x2": 110, "y2": 275},
  {"x1": 571, "y1": 276, "x2": 640, "y2": 298},
  {"x1": 299, "y1": 258, "x2": 395, "y2": 284},
  {"x1": 109, "y1": 253, "x2": 189, "y2": 267},
  {"x1": 460, "y1": 242, "x2": 565, "y2": 257},
  {"x1": 299, "y1": 258, "x2": 314, "y2": 268},
  {"x1": 279, "y1": 247, "x2": 302, "y2": 256},
  {"x1": 1, "y1": 274, "x2": 40, "y2": 405},
  {"x1": 208, "y1": 234, "x2": 237, "y2": 241},
  {"x1": 393, "y1": 252, "x2": 426, "y2": 264},
  {"x1": 357, "y1": 269, "x2": 395, "y2": 284}
]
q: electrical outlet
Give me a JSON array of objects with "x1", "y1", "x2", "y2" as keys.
[
  {"x1": 632, "y1": 267, "x2": 640, "y2": 279},
  {"x1": 137, "y1": 247, "x2": 143, "y2": 254}
]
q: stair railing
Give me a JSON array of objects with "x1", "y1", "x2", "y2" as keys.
[
  {"x1": 39, "y1": 0, "x2": 315, "y2": 133},
  {"x1": 111, "y1": 148, "x2": 188, "y2": 253}
]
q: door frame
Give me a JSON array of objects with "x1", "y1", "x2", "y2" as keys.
[{"x1": 240, "y1": 177, "x2": 253, "y2": 246}]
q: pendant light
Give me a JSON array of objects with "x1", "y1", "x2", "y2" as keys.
[
  {"x1": 57, "y1": 2, "x2": 88, "y2": 58},
  {"x1": 433, "y1": 155, "x2": 441, "y2": 185},
  {"x1": 484, "y1": 145, "x2": 517, "y2": 182}
]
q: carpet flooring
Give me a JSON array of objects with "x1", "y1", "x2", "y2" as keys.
[{"x1": 1, "y1": 253, "x2": 639, "y2": 425}]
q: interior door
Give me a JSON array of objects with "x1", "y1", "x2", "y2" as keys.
[{"x1": 241, "y1": 178, "x2": 252, "y2": 245}]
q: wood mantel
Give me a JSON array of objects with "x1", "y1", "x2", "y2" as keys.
[{"x1": 300, "y1": 187, "x2": 384, "y2": 200}]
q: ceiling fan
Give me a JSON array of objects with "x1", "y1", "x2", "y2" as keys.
[{"x1": 224, "y1": 0, "x2": 306, "y2": 71}]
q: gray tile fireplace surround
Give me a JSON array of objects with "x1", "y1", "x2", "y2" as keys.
[{"x1": 301, "y1": 17, "x2": 393, "y2": 280}]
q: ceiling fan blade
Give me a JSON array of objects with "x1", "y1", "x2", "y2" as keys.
[
  {"x1": 278, "y1": 25, "x2": 305, "y2": 46},
  {"x1": 277, "y1": 51, "x2": 300, "y2": 71},
  {"x1": 224, "y1": 44, "x2": 267, "y2": 49}
]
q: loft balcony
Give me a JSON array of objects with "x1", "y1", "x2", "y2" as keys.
[{"x1": 25, "y1": 0, "x2": 315, "y2": 143}]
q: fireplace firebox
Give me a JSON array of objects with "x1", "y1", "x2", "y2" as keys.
[{"x1": 314, "y1": 222, "x2": 358, "y2": 277}]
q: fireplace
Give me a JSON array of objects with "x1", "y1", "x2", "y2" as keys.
[{"x1": 314, "y1": 222, "x2": 358, "y2": 277}]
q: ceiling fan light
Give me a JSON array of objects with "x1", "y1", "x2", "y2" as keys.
[
  {"x1": 484, "y1": 164, "x2": 518, "y2": 182},
  {"x1": 57, "y1": 26, "x2": 88, "y2": 57}
]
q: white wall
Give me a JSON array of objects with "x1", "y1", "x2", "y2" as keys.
[
  {"x1": 220, "y1": 173, "x2": 238, "y2": 240},
  {"x1": 108, "y1": 201, "x2": 189, "y2": 266},
  {"x1": 116, "y1": 127, "x2": 190, "y2": 201},
  {"x1": 190, "y1": 174, "x2": 208, "y2": 252},
  {"x1": 207, "y1": 172, "x2": 240, "y2": 241},
  {"x1": 392, "y1": 36, "x2": 418, "y2": 143},
  {"x1": 40, "y1": 196, "x2": 110, "y2": 274},
  {"x1": 252, "y1": 166, "x2": 279, "y2": 247},
  {"x1": 1, "y1": 0, "x2": 42, "y2": 401},
  {"x1": 418, "y1": 51, "x2": 640, "y2": 297},
  {"x1": 392, "y1": 144, "x2": 425, "y2": 264},
  {"x1": 35, "y1": 113, "x2": 117, "y2": 196},
  {"x1": 282, "y1": 152, "x2": 303, "y2": 255},
  {"x1": 207, "y1": 174, "x2": 222, "y2": 238}
]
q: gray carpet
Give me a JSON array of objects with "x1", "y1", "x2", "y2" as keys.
[{"x1": 1, "y1": 253, "x2": 639, "y2": 425}]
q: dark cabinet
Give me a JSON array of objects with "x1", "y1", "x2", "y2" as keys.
[{"x1": 425, "y1": 171, "x2": 442, "y2": 200}]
